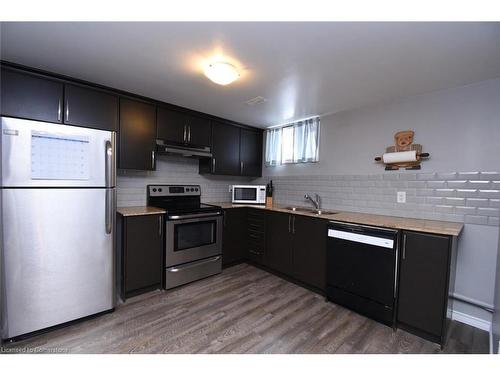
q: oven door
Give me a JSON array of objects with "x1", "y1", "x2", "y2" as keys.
[{"x1": 165, "y1": 212, "x2": 223, "y2": 267}]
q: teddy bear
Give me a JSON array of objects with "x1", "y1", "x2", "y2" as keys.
[{"x1": 374, "y1": 130, "x2": 429, "y2": 170}]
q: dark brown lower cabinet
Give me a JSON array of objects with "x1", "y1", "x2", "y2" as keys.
[
  {"x1": 264, "y1": 211, "x2": 292, "y2": 274},
  {"x1": 222, "y1": 208, "x2": 247, "y2": 267},
  {"x1": 118, "y1": 213, "x2": 164, "y2": 300},
  {"x1": 397, "y1": 230, "x2": 454, "y2": 346},
  {"x1": 291, "y1": 215, "x2": 327, "y2": 291},
  {"x1": 264, "y1": 211, "x2": 326, "y2": 291},
  {"x1": 246, "y1": 208, "x2": 266, "y2": 265}
]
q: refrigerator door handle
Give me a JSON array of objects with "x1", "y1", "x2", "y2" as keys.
[
  {"x1": 105, "y1": 140, "x2": 112, "y2": 188},
  {"x1": 105, "y1": 133, "x2": 116, "y2": 188},
  {"x1": 105, "y1": 188, "x2": 114, "y2": 234}
]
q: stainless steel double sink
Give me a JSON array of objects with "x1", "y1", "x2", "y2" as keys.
[{"x1": 285, "y1": 206, "x2": 338, "y2": 216}]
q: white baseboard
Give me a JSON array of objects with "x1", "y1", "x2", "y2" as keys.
[{"x1": 451, "y1": 310, "x2": 491, "y2": 332}]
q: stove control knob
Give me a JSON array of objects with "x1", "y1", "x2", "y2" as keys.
[
  {"x1": 158, "y1": 188, "x2": 162, "y2": 192},
  {"x1": 152, "y1": 188, "x2": 157, "y2": 192},
  {"x1": 195, "y1": 188, "x2": 199, "y2": 192}
]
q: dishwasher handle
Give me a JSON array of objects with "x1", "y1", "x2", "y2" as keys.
[{"x1": 328, "y1": 228, "x2": 396, "y2": 249}]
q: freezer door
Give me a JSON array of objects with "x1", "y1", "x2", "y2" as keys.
[
  {"x1": 1, "y1": 117, "x2": 116, "y2": 188},
  {"x1": 0, "y1": 188, "x2": 115, "y2": 339}
]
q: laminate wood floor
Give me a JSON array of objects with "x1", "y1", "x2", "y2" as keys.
[{"x1": 1, "y1": 263, "x2": 489, "y2": 354}]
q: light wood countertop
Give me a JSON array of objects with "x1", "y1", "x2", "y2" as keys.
[
  {"x1": 117, "y1": 206, "x2": 166, "y2": 217},
  {"x1": 208, "y1": 202, "x2": 464, "y2": 236}
]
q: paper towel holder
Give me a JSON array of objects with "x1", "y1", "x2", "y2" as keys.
[{"x1": 374, "y1": 130, "x2": 430, "y2": 170}]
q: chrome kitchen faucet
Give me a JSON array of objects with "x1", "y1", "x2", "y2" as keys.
[{"x1": 304, "y1": 193, "x2": 321, "y2": 210}]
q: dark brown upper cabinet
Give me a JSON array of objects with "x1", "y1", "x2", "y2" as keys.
[
  {"x1": 64, "y1": 84, "x2": 118, "y2": 131},
  {"x1": 119, "y1": 98, "x2": 157, "y2": 170},
  {"x1": 187, "y1": 114, "x2": 211, "y2": 147},
  {"x1": 157, "y1": 106, "x2": 211, "y2": 147},
  {"x1": 240, "y1": 128, "x2": 263, "y2": 177},
  {"x1": 1, "y1": 67, "x2": 63, "y2": 123},
  {"x1": 199, "y1": 122, "x2": 263, "y2": 177},
  {"x1": 208, "y1": 121, "x2": 241, "y2": 175},
  {"x1": 157, "y1": 107, "x2": 185, "y2": 144}
]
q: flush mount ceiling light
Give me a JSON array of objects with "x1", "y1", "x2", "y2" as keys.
[{"x1": 204, "y1": 61, "x2": 240, "y2": 85}]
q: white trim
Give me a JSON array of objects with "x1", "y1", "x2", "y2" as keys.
[
  {"x1": 451, "y1": 310, "x2": 491, "y2": 332},
  {"x1": 328, "y1": 229, "x2": 395, "y2": 249}
]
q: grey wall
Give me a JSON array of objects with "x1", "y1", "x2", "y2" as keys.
[
  {"x1": 264, "y1": 77, "x2": 500, "y2": 176},
  {"x1": 261, "y1": 77, "x2": 500, "y2": 327}
]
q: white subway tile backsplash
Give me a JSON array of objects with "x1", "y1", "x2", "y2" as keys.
[
  {"x1": 465, "y1": 198, "x2": 490, "y2": 208},
  {"x1": 478, "y1": 190, "x2": 500, "y2": 199},
  {"x1": 488, "y1": 217, "x2": 500, "y2": 226},
  {"x1": 118, "y1": 164, "x2": 500, "y2": 226},
  {"x1": 434, "y1": 189, "x2": 456, "y2": 197},
  {"x1": 436, "y1": 172, "x2": 458, "y2": 180},
  {"x1": 458, "y1": 172, "x2": 480, "y2": 179},
  {"x1": 477, "y1": 208, "x2": 500, "y2": 217},
  {"x1": 427, "y1": 181, "x2": 446, "y2": 189},
  {"x1": 480, "y1": 172, "x2": 500, "y2": 181},
  {"x1": 465, "y1": 215, "x2": 489, "y2": 225},
  {"x1": 455, "y1": 189, "x2": 479, "y2": 198},
  {"x1": 455, "y1": 206, "x2": 477, "y2": 215}
]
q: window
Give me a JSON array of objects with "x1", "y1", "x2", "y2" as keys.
[{"x1": 265, "y1": 117, "x2": 320, "y2": 166}]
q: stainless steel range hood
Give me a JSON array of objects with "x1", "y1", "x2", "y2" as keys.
[{"x1": 156, "y1": 139, "x2": 212, "y2": 158}]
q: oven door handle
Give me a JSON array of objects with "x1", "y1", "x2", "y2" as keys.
[
  {"x1": 167, "y1": 256, "x2": 221, "y2": 272},
  {"x1": 167, "y1": 211, "x2": 222, "y2": 220}
]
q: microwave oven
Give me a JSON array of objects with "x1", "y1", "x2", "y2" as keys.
[{"x1": 231, "y1": 185, "x2": 266, "y2": 204}]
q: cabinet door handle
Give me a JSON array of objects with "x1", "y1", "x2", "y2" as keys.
[
  {"x1": 212, "y1": 157, "x2": 216, "y2": 173},
  {"x1": 188, "y1": 125, "x2": 191, "y2": 143},
  {"x1": 65, "y1": 100, "x2": 69, "y2": 122},
  {"x1": 183, "y1": 125, "x2": 187, "y2": 143},
  {"x1": 292, "y1": 216, "x2": 296, "y2": 234},
  {"x1": 151, "y1": 150, "x2": 155, "y2": 170},
  {"x1": 57, "y1": 99, "x2": 62, "y2": 121},
  {"x1": 402, "y1": 234, "x2": 407, "y2": 260},
  {"x1": 240, "y1": 161, "x2": 244, "y2": 175},
  {"x1": 158, "y1": 215, "x2": 162, "y2": 237},
  {"x1": 288, "y1": 215, "x2": 291, "y2": 233}
]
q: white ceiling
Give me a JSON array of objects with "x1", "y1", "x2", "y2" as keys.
[{"x1": 1, "y1": 22, "x2": 500, "y2": 128}]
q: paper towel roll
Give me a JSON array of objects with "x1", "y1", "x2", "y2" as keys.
[{"x1": 382, "y1": 150, "x2": 417, "y2": 164}]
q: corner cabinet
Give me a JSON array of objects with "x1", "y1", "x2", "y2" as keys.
[
  {"x1": 397, "y1": 230, "x2": 455, "y2": 346},
  {"x1": 240, "y1": 128, "x2": 263, "y2": 177},
  {"x1": 118, "y1": 98, "x2": 157, "y2": 170},
  {"x1": 117, "y1": 213, "x2": 164, "y2": 301},
  {"x1": 199, "y1": 122, "x2": 263, "y2": 177}
]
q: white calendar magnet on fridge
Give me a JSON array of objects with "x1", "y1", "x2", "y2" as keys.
[{"x1": 31, "y1": 131, "x2": 90, "y2": 180}]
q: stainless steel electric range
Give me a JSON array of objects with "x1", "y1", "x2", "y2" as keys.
[{"x1": 147, "y1": 185, "x2": 222, "y2": 289}]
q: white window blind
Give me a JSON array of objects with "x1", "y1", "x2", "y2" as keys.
[{"x1": 265, "y1": 117, "x2": 320, "y2": 166}]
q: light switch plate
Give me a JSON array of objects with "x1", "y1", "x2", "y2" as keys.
[
  {"x1": 397, "y1": 191, "x2": 406, "y2": 203},
  {"x1": 228, "y1": 185, "x2": 232, "y2": 193}
]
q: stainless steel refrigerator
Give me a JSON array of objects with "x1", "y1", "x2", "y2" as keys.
[{"x1": 0, "y1": 116, "x2": 116, "y2": 340}]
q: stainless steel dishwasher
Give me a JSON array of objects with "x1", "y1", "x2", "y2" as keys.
[{"x1": 327, "y1": 221, "x2": 399, "y2": 326}]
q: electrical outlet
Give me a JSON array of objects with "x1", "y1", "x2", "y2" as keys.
[
  {"x1": 397, "y1": 191, "x2": 406, "y2": 203},
  {"x1": 228, "y1": 185, "x2": 232, "y2": 193}
]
